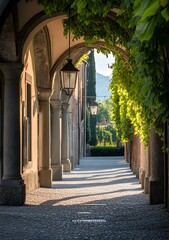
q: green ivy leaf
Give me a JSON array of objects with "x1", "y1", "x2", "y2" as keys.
[
  {"x1": 135, "y1": 17, "x2": 156, "y2": 42},
  {"x1": 133, "y1": 0, "x2": 152, "y2": 17},
  {"x1": 161, "y1": 6, "x2": 169, "y2": 21},
  {"x1": 160, "y1": 0, "x2": 168, "y2": 7},
  {"x1": 140, "y1": 0, "x2": 160, "y2": 22}
]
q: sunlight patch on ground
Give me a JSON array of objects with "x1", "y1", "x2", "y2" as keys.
[{"x1": 26, "y1": 157, "x2": 143, "y2": 206}]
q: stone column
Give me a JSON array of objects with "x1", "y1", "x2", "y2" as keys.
[
  {"x1": 149, "y1": 128, "x2": 164, "y2": 204},
  {"x1": 0, "y1": 63, "x2": 25, "y2": 206},
  {"x1": 144, "y1": 145, "x2": 150, "y2": 194},
  {"x1": 61, "y1": 103, "x2": 71, "y2": 172},
  {"x1": 68, "y1": 111, "x2": 73, "y2": 169},
  {"x1": 38, "y1": 89, "x2": 52, "y2": 187},
  {"x1": 139, "y1": 142, "x2": 145, "y2": 189},
  {"x1": 164, "y1": 122, "x2": 169, "y2": 208},
  {"x1": 51, "y1": 100, "x2": 63, "y2": 180}
]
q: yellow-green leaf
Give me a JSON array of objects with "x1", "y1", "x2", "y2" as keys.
[
  {"x1": 140, "y1": 0, "x2": 160, "y2": 22},
  {"x1": 160, "y1": 0, "x2": 168, "y2": 7},
  {"x1": 161, "y1": 6, "x2": 169, "y2": 21},
  {"x1": 135, "y1": 17, "x2": 156, "y2": 42}
]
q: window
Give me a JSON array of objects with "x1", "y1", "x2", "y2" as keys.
[
  {"x1": 23, "y1": 73, "x2": 32, "y2": 165},
  {"x1": 27, "y1": 82, "x2": 32, "y2": 161}
]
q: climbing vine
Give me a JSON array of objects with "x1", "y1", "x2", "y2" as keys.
[
  {"x1": 38, "y1": 0, "x2": 169, "y2": 143},
  {"x1": 109, "y1": 54, "x2": 133, "y2": 143}
]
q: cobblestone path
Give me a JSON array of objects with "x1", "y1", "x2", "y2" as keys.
[{"x1": 1, "y1": 157, "x2": 169, "y2": 240}]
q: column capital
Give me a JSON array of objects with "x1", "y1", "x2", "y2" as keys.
[
  {"x1": 0, "y1": 62, "x2": 23, "y2": 80},
  {"x1": 50, "y1": 99, "x2": 61, "y2": 110},
  {"x1": 38, "y1": 88, "x2": 52, "y2": 101}
]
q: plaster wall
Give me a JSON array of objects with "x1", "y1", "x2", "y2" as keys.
[
  {"x1": 47, "y1": 19, "x2": 83, "y2": 67},
  {"x1": 17, "y1": 0, "x2": 43, "y2": 30}
]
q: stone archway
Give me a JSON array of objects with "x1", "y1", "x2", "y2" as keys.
[
  {"x1": 0, "y1": 0, "x2": 130, "y2": 205},
  {"x1": 0, "y1": 13, "x2": 17, "y2": 62},
  {"x1": 33, "y1": 27, "x2": 51, "y2": 89}
]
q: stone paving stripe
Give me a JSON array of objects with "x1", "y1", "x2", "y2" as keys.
[
  {"x1": 77, "y1": 212, "x2": 92, "y2": 214},
  {"x1": 72, "y1": 219, "x2": 107, "y2": 223},
  {"x1": 82, "y1": 203, "x2": 107, "y2": 206}
]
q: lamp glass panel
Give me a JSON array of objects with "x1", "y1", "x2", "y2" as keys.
[
  {"x1": 61, "y1": 72, "x2": 64, "y2": 88},
  {"x1": 90, "y1": 106, "x2": 98, "y2": 115},
  {"x1": 69, "y1": 72, "x2": 77, "y2": 89},
  {"x1": 64, "y1": 72, "x2": 70, "y2": 88}
]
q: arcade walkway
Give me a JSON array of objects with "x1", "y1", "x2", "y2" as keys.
[{"x1": 1, "y1": 157, "x2": 169, "y2": 239}]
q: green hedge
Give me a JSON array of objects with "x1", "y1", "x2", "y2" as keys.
[{"x1": 90, "y1": 146, "x2": 124, "y2": 156}]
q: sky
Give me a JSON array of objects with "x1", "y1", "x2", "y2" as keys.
[{"x1": 94, "y1": 49, "x2": 115, "y2": 77}]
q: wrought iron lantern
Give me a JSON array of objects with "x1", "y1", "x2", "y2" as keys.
[
  {"x1": 61, "y1": 59, "x2": 79, "y2": 95},
  {"x1": 60, "y1": 9, "x2": 79, "y2": 96},
  {"x1": 89, "y1": 100, "x2": 98, "y2": 115}
]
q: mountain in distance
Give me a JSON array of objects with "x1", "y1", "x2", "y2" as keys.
[{"x1": 96, "y1": 72, "x2": 111, "y2": 101}]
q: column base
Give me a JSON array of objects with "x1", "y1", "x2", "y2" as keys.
[
  {"x1": 52, "y1": 164, "x2": 63, "y2": 181},
  {"x1": 70, "y1": 156, "x2": 75, "y2": 170},
  {"x1": 149, "y1": 178, "x2": 164, "y2": 204},
  {"x1": 0, "y1": 180, "x2": 25, "y2": 206},
  {"x1": 62, "y1": 160, "x2": 71, "y2": 172},
  {"x1": 144, "y1": 176, "x2": 149, "y2": 194},
  {"x1": 39, "y1": 169, "x2": 52, "y2": 187}
]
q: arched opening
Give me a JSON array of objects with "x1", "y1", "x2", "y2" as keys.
[{"x1": 16, "y1": 5, "x2": 128, "y2": 190}]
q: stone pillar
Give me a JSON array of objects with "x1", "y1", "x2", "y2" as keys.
[
  {"x1": 68, "y1": 111, "x2": 73, "y2": 170},
  {"x1": 164, "y1": 122, "x2": 169, "y2": 208},
  {"x1": 144, "y1": 146, "x2": 150, "y2": 194},
  {"x1": 51, "y1": 100, "x2": 63, "y2": 180},
  {"x1": 61, "y1": 103, "x2": 71, "y2": 172},
  {"x1": 139, "y1": 142, "x2": 146, "y2": 189},
  {"x1": 149, "y1": 128, "x2": 164, "y2": 204},
  {"x1": 38, "y1": 89, "x2": 52, "y2": 187},
  {"x1": 139, "y1": 167, "x2": 145, "y2": 189},
  {"x1": 0, "y1": 63, "x2": 25, "y2": 205}
]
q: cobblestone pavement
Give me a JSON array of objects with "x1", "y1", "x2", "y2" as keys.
[{"x1": 1, "y1": 157, "x2": 169, "y2": 240}]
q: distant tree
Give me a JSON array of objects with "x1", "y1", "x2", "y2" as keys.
[
  {"x1": 97, "y1": 99, "x2": 112, "y2": 123},
  {"x1": 103, "y1": 130, "x2": 112, "y2": 146},
  {"x1": 96, "y1": 126, "x2": 113, "y2": 146},
  {"x1": 96, "y1": 126, "x2": 103, "y2": 144},
  {"x1": 106, "y1": 125, "x2": 117, "y2": 143},
  {"x1": 87, "y1": 50, "x2": 96, "y2": 105},
  {"x1": 90, "y1": 115, "x2": 97, "y2": 146},
  {"x1": 87, "y1": 50, "x2": 97, "y2": 146},
  {"x1": 96, "y1": 98, "x2": 120, "y2": 146}
]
